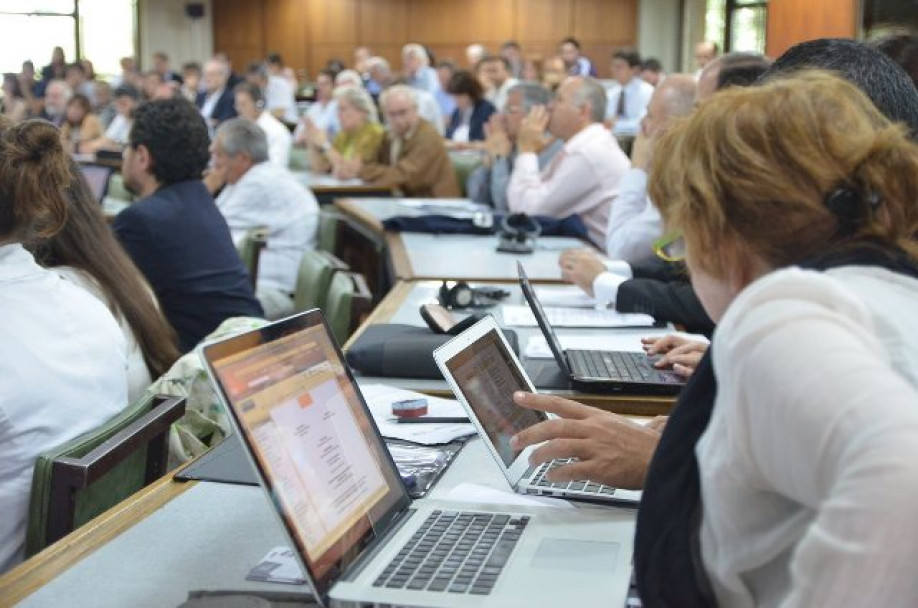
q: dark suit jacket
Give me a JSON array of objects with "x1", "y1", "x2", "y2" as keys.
[
  {"x1": 112, "y1": 180, "x2": 263, "y2": 352},
  {"x1": 195, "y1": 89, "x2": 237, "y2": 125},
  {"x1": 446, "y1": 99, "x2": 497, "y2": 141},
  {"x1": 616, "y1": 258, "x2": 715, "y2": 336}
]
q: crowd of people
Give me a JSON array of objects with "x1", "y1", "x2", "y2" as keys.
[{"x1": 2, "y1": 29, "x2": 918, "y2": 606}]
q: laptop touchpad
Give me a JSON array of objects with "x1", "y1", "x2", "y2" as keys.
[{"x1": 530, "y1": 539, "x2": 620, "y2": 572}]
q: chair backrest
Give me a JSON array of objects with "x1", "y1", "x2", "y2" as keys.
[
  {"x1": 322, "y1": 271, "x2": 373, "y2": 344},
  {"x1": 293, "y1": 250, "x2": 350, "y2": 312},
  {"x1": 236, "y1": 226, "x2": 269, "y2": 289},
  {"x1": 317, "y1": 208, "x2": 342, "y2": 254},
  {"x1": 450, "y1": 153, "x2": 483, "y2": 198},
  {"x1": 25, "y1": 394, "x2": 186, "y2": 556}
]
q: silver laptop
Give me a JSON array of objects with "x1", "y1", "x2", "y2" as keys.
[
  {"x1": 434, "y1": 314, "x2": 642, "y2": 507},
  {"x1": 201, "y1": 309, "x2": 636, "y2": 608}
]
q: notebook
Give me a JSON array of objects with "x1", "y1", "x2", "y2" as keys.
[
  {"x1": 518, "y1": 262, "x2": 685, "y2": 395},
  {"x1": 200, "y1": 309, "x2": 636, "y2": 607},
  {"x1": 434, "y1": 315, "x2": 642, "y2": 507}
]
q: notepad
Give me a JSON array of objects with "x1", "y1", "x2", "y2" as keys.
[
  {"x1": 502, "y1": 304, "x2": 656, "y2": 328},
  {"x1": 358, "y1": 383, "x2": 477, "y2": 445},
  {"x1": 532, "y1": 286, "x2": 598, "y2": 309}
]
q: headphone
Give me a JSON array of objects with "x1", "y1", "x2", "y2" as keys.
[
  {"x1": 438, "y1": 281, "x2": 510, "y2": 309},
  {"x1": 497, "y1": 213, "x2": 542, "y2": 254}
]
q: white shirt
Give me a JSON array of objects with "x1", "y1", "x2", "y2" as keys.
[
  {"x1": 256, "y1": 111, "x2": 293, "y2": 169},
  {"x1": 216, "y1": 162, "x2": 319, "y2": 293},
  {"x1": 699, "y1": 265, "x2": 918, "y2": 607},
  {"x1": 104, "y1": 114, "x2": 132, "y2": 146},
  {"x1": 507, "y1": 123, "x2": 630, "y2": 245},
  {"x1": 298, "y1": 99, "x2": 339, "y2": 140},
  {"x1": 264, "y1": 75, "x2": 298, "y2": 123},
  {"x1": 603, "y1": 168, "x2": 662, "y2": 264},
  {"x1": 54, "y1": 267, "x2": 152, "y2": 403},
  {"x1": 605, "y1": 77, "x2": 654, "y2": 136},
  {"x1": 0, "y1": 244, "x2": 127, "y2": 573},
  {"x1": 414, "y1": 88, "x2": 445, "y2": 136},
  {"x1": 199, "y1": 88, "x2": 225, "y2": 121},
  {"x1": 487, "y1": 78, "x2": 520, "y2": 112}
]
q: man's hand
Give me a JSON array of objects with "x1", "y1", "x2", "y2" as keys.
[
  {"x1": 517, "y1": 106, "x2": 551, "y2": 154},
  {"x1": 559, "y1": 248, "x2": 607, "y2": 296},
  {"x1": 509, "y1": 392, "x2": 660, "y2": 489},
  {"x1": 335, "y1": 157, "x2": 362, "y2": 179},
  {"x1": 483, "y1": 115, "x2": 511, "y2": 160},
  {"x1": 642, "y1": 334, "x2": 709, "y2": 378},
  {"x1": 202, "y1": 165, "x2": 227, "y2": 194}
]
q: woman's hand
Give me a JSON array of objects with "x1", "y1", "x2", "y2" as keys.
[{"x1": 642, "y1": 334, "x2": 709, "y2": 378}]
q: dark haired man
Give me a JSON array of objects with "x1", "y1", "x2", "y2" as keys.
[
  {"x1": 606, "y1": 48, "x2": 654, "y2": 136},
  {"x1": 114, "y1": 98, "x2": 263, "y2": 351},
  {"x1": 480, "y1": 55, "x2": 519, "y2": 111},
  {"x1": 559, "y1": 37, "x2": 596, "y2": 77}
]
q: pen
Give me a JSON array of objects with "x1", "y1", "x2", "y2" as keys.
[{"x1": 395, "y1": 416, "x2": 471, "y2": 424}]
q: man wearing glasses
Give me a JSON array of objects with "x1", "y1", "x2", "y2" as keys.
[{"x1": 466, "y1": 82, "x2": 562, "y2": 210}]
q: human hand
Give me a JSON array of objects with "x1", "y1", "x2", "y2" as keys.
[
  {"x1": 202, "y1": 165, "x2": 227, "y2": 194},
  {"x1": 558, "y1": 248, "x2": 607, "y2": 296},
  {"x1": 509, "y1": 392, "x2": 660, "y2": 489},
  {"x1": 484, "y1": 116, "x2": 511, "y2": 159},
  {"x1": 334, "y1": 156, "x2": 361, "y2": 179},
  {"x1": 303, "y1": 118, "x2": 327, "y2": 149},
  {"x1": 517, "y1": 105, "x2": 551, "y2": 154},
  {"x1": 642, "y1": 334, "x2": 708, "y2": 378}
]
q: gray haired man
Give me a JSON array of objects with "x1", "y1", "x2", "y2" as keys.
[
  {"x1": 210, "y1": 118, "x2": 319, "y2": 319},
  {"x1": 466, "y1": 82, "x2": 563, "y2": 210}
]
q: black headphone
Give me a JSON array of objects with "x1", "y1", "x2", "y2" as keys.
[
  {"x1": 497, "y1": 213, "x2": 542, "y2": 254},
  {"x1": 438, "y1": 281, "x2": 510, "y2": 309}
]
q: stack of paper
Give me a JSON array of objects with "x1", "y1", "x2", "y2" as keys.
[
  {"x1": 502, "y1": 305, "x2": 656, "y2": 328},
  {"x1": 358, "y1": 383, "x2": 476, "y2": 445}
]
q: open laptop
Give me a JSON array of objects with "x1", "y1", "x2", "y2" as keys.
[
  {"x1": 434, "y1": 315, "x2": 641, "y2": 507},
  {"x1": 201, "y1": 309, "x2": 636, "y2": 608},
  {"x1": 77, "y1": 163, "x2": 113, "y2": 204},
  {"x1": 518, "y1": 262, "x2": 685, "y2": 395}
]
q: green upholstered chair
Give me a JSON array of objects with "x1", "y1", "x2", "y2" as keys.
[
  {"x1": 317, "y1": 208, "x2": 342, "y2": 254},
  {"x1": 293, "y1": 250, "x2": 350, "y2": 312},
  {"x1": 449, "y1": 152, "x2": 484, "y2": 198},
  {"x1": 322, "y1": 271, "x2": 373, "y2": 344},
  {"x1": 236, "y1": 226, "x2": 269, "y2": 289},
  {"x1": 25, "y1": 394, "x2": 186, "y2": 556}
]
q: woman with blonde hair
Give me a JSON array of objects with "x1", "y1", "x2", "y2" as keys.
[{"x1": 304, "y1": 85, "x2": 383, "y2": 179}]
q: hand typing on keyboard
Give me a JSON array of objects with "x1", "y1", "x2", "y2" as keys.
[
  {"x1": 508, "y1": 391, "x2": 660, "y2": 489},
  {"x1": 642, "y1": 334, "x2": 709, "y2": 378}
]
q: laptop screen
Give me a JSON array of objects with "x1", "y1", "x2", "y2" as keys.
[
  {"x1": 202, "y1": 311, "x2": 409, "y2": 601},
  {"x1": 77, "y1": 164, "x2": 113, "y2": 204},
  {"x1": 517, "y1": 262, "x2": 571, "y2": 375},
  {"x1": 443, "y1": 325, "x2": 545, "y2": 467}
]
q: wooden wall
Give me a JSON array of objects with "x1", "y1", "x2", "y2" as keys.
[
  {"x1": 212, "y1": 0, "x2": 638, "y2": 80},
  {"x1": 765, "y1": 0, "x2": 858, "y2": 59}
]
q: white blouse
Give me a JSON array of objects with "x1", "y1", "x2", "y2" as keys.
[
  {"x1": 699, "y1": 265, "x2": 918, "y2": 607},
  {"x1": 0, "y1": 244, "x2": 127, "y2": 574}
]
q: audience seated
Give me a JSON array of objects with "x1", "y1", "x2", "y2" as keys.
[
  {"x1": 445, "y1": 70, "x2": 496, "y2": 144},
  {"x1": 233, "y1": 82, "x2": 292, "y2": 168},
  {"x1": 357, "y1": 85, "x2": 459, "y2": 197},
  {"x1": 294, "y1": 69, "x2": 339, "y2": 144},
  {"x1": 1, "y1": 74, "x2": 28, "y2": 123},
  {"x1": 40, "y1": 79, "x2": 70, "y2": 126},
  {"x1": 64, "y1": 62, "x2": 94, "y2": 104},
  {"x1": 266, "y1": 52, "x2": 298, "y2": 90},
  {"x1": 246, "y1": 62, "x2": 298, "y2": 124},
  {"x1": 465, "y1": 43, "x2": 486, "y2": 69},
  {"x1": 640, "y1": 58, "x2": 665, "y2": 86},
  {"x1": 0, "y1": 118, "x2": 127, "y2": 574},
  {"x1": 402, "y1": 43, "x2": 441, "y2": 96},
  {"x1": 93, "y1": 81, "x2": 115, "y2": 127},
  {"x1": 559, "y1": 37, "x2": 596, "y2": 77},
  {"x1": 305, "y1": 86, "x2": 384, "y2": 178},
  {"x1": 605, "y1": 48, "x2": 655, "y2": 136},
  {"x1": 196, "y1": 58, "x2": 238, "y2": 131},
  {"x1": 152, "y1": 51, "x2": 183, "y2": 85},
  {"x1": 541, "y1": 55, "x2": 568, "y2": 92},
  {"x1": 179, "y1": 62, "x2": 202, "y2": 103},
  {"x1": 31, "y1": 159, "x2": 180, "y2": 401},
  {"x1": 480, "y1": 55, "x2": 519, "y2": 112},
  {"x1": 59, "y1": 94, "x2": 103, "y2": 154},
  {"x1": 500, "y1": 40, "x2": 524, "y2": 79},
  {"x1": 40, "y1": 46, "x2": 67, "y2": 85},
  {"x1": 210, "y1": 118, "x2": 318, "y2": 319},
  {"x1": 694, "y1": 41, "x2": 719, "y2": 77},
  {"x1": 81, "y1": 83, "x2": 139, "y2": 153},
  {"x1": 113, "y1": 98, "x2": 263, "y2": 352},
  {"x1": 434, "y1": 60, "x2": 458, "y2": 122},
  {"x1": 467, "y1": 82, "x2": 562, "y2": 210},
  {"x1": 507, "y1": 76, "x2": 630, "y2": 245},
  {"x1": 335, "y1": 69, "x2": 363, "y2": 90}
]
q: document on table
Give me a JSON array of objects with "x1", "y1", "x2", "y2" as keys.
[
  {"x1": 358, "y1": 383, "x2": 477, "y2": 445},
  {"x1": 443, "y1": 482, "x2": 575, "y2": 510},
  {"x1": 502, "y1": 304, "x2": 656, "y2": 328},
  {"x1": 532, "y1": 286, "x2": 598, "y2": 309},
  {"x1": 524, "y1": 330, "x2": 710, "y2": 359}
]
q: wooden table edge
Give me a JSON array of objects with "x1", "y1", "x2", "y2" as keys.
[
  {"x1": 0, "y1": 475, "x2": 195, "y2": 605},
  {"x1": 334, "y1": 198, "x2": 385, "y2": 234}
]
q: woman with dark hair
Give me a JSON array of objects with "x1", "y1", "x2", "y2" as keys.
[
  {"x1": 41, "y1": 46, "x2": 67, "y2": 82},
  {"x1": 59, "y1": 93, "x2": 103, "y2": 153},
  {"x1": 1, "y1": 74, "x2": 27, "y2": 123},
  {"x1": 0, "y1": 117, "x2": 127, "y2": 573},
  {"x1": 445, "y1": 69, "x2": 496, "y2": 144},
  {"x1": 30, "y1": 159, "x2": 181, "y2": 401}
]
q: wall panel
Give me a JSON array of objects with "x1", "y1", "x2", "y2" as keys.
[{"x1": 766, "y1": 0, "x2": 857, "y2": 59}]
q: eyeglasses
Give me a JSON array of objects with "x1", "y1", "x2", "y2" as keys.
[{"x1": 652, "y1": 232, "x2": 686, "y2": 262}]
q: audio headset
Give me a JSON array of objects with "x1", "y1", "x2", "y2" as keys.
[
  {"x1": 497, "y1": 213, "x2": 542, "y2": 254},
  {"x1": 438, "y1": 281, "x2": 510, "y2": 309}
]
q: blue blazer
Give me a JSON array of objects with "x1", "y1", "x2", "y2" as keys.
[
  {"x1": 195, "y1": 89, "x2": 237, "y2": 125},
  {"x1": 446, "y1": 99, "x2": 497, "y2": 142}
]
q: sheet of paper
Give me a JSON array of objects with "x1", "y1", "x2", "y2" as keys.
[
  {"x1": 443, "y1": 482, "x2": 574, "y2": 509},
  {"x1": 502, "y1": 305, "x2": 656, "y2": 328},
  {"x1": 524, "y1": 330, "x2": 709, "y2": 359},
  {"x1": 532, "y1": 286, "x2": 598, "y2": 309},
  {"x1": 246, "y1": 546, "x2": 306, "y2": 585},
  {"x1": 359, "y1": 383, "x2": 477, "y2": 445}
]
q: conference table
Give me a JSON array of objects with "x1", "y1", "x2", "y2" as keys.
[{"x1": 292, "y1": 171, "x2": 392, "y2": 205}]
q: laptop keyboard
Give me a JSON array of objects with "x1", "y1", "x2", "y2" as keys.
[
  {"x1": 373, "y1": 510, "x2": 528, "y2": 595},
  {"x1": 568, "y1": 350, "x2": 662, "y2": 382},
  {"x1": 530, "y1": 458, "x2": 620, "y2": 496}
]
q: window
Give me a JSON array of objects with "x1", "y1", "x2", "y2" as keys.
[
  {"x1": 705, "y1": 0, "x2": 768, "y2": 54},
  {"x1": 0, "y1": 0, "x2": 136, "y2": 79}
]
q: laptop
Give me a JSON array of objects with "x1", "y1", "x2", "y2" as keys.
[
  {"x1": 434, "y1": 315, "x2": 641, "y2": 507},
  {"x1": 518, "y1": 262, "x2": 685, "y2": 395},
  {"x1": 77, "y1": 163, "x2": 113, "y2": 204},
  {"x1": 201, "y1": 309, "x2": 636, "y2": 608}
]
